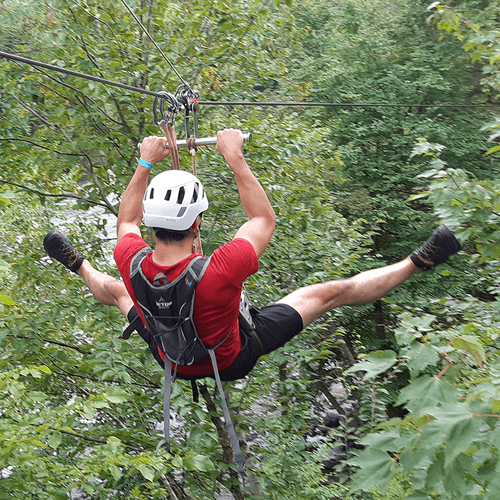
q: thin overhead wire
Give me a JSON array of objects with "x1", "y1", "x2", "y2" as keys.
[
  {"x1": 1, "y1": 50, "x2": 499, "y2": 110},
  {"x1": 198, "y1": 100, "x2": 499, "y2": 109},
  {"x1": 119, "y1": 0, "x2": 190, "y2": 89}
]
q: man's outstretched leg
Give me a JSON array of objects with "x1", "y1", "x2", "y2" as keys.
[
  {"x1": 43, "y1": 230, "x2": 133, "y2": 316},
  {"x1": 44, "y1": 230, "x2": 166, "y2": 366},
  {"x1": 277, "y1": 225, "x2": 461, "y2": 327}
]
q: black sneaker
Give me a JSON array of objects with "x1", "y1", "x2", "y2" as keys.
[
  {"x1": 43, "y1": 230, "x2": 85, "y2": 274},
  {"x1": 410, "y1": 225, "x2": 461, "y2": 270}
]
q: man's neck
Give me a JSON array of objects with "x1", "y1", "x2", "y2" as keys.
[{"x1": 152, "y1": 238, "x2": 195, "y2": 266}]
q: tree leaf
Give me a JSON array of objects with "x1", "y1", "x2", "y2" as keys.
[
  {"x1": 444, "y1": 417, "x2": 478, "y2": 465},
  {"x1": 397, "y1": 376, "x2": 459, "y2": 414},
  {"x1": 108, "y1": 464, "x2": 122, "y2": 482},
  {"x1": 104, "y1": 388, "x2": 130, "y2": 403},
  {"x1": 452, "y1": 335, "x2": 486, "y2": 367},
  {"x1": 48, "y1": 431, "x2": 62, "y2": 450},
  {"x1": 345, "y1": 350, "x2": 398, "y2": 380},
  {"x1": 0, "y1": 292, "x2": 16, "y2": 306},
  {"x1": 184, "y1": 453, "x2": 216, "y2": 472},
  {"x1": 348, "y1": 449, "x2": 393, "y2": 494},
  {"x1": 402, "y1": 342, "x2": 440, "y2": 376},
  {"x1": 137, "y1": 464, "x2": 155, "y2": 481}
]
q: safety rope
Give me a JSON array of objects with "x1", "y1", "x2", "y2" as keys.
[{"x1": 160, "y1": 120, "x2": 181, "y2": 171}]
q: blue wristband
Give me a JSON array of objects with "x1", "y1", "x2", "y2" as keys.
[{"x1": 139, "y1": 158, "x2": 154, "y2": 169}]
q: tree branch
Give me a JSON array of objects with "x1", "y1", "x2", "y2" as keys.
[
  {"x1": 315, "y1": 380, "x2": 346, "y2": 416},
  {"x1": 57, "y1": 428, "x2": 144, "y2": 452},
  {"x1": 32, "y1": 65, "x2": 125, "y2": 127},
  {"x1": 10, "y1": 334, "x2": 89, "y2": 355},
  {"x1": 0, "y1": 178, "x2": 112, "y2": 210},
  {"x1": 5, "y1": 91, "x2": 119, "y2": 215},
  {"x1": 0, "y1": 136, "x2": 93, "y2": 157}
]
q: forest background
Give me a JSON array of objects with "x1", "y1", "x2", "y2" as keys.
[{"x1": 1, "y1": 0, "x2": 500, "y2": 499}]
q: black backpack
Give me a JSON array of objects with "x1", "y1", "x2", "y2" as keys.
[{"x1": 123, "y1": 247, "x2": 246, "y2": 474}]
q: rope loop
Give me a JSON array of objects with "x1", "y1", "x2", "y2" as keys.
[{"x1": 160, "y1": 120, "x2": 181, "y2": 171}]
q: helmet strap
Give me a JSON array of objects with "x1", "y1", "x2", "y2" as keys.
[{"x1": 190, "y1": 217, "x2": 203, "y2": 255}]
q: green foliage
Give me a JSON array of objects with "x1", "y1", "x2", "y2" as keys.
[
  {"x1": 428, "y1": 0, "x2": 500, "y2": 102},
  {"x1": 347, "y1": 300, "x2": 500, "y2": 499},
  {"x1": 346, "y1": 132, "x2": 500, "y2": 497},
  {"x1": 285, "y1": 0, "x2": 494, "y2": 260},
  {"x1": 2, "y1": 0, "x2": 500, "y2": 498},
  {"x1": 409, "y1": 139, "x2": 500, "y2": 277}
]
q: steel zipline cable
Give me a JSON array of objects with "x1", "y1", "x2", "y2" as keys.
[{"x1": 1, "y1": 49, "x2": 499, "y2": 110}]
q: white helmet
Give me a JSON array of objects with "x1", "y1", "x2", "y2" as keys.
[{"x1": 143, "y1": 170, "x2": 209, "y2": 231}]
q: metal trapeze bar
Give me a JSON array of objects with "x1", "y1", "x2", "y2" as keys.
[
  {"x1": 138, "y1": 133, "x2": 252, "y2": 150},
  {"x1": 175, "y1": 133, "x2": 252, "y2": 148}
]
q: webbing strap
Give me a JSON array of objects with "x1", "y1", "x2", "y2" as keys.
[
  {"x1": 156, "y1": 360, "x2": 176, "y2": 456},
  {"x1": 120, "y1": 313, "x2": 142, "y2": 340},
  {"x1": 208, "y1": 349, "x2": 246, "y2": 476}
]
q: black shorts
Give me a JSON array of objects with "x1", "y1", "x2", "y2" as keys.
[
  {"x1": 127, "y1": 303, "x2": 304, "y2": 382},
  {"x1": 218, "y1": 303, "x2": 304, "y2": 380}
]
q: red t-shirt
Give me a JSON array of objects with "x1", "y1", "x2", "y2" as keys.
[{"x1": 114, "y1": 233, "x2": 258, "y2": 376}]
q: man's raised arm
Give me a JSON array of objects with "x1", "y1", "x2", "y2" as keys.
[
  {"x1": 116, "y1": 136, "x2": 170, "y2": 242},
  {"x1": 215, "y1": 129, "x2": 276, "y2": 258}
]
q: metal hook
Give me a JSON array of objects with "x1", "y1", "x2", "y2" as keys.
[{"x1": 153, "y1": 91, "x2": 179, "y2": 126}]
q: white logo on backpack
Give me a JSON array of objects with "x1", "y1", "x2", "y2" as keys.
[{"x1": 156, "y1": 297, "x2": 172, "y2": 309}]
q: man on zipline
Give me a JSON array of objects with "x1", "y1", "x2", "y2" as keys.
[{"x1": 44, "y1": 128, "x2": 461, "y2": 380}]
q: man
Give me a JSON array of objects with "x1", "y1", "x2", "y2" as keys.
[{"x1": 44, "y1": 129, "x2": 461, "y2": 381}]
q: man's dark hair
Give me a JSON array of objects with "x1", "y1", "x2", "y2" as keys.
[
  {"x1": 153, "y1": 228, "x2": 191, "y2": 244},
  {"x1": 153, "y1": 214, "x2": 203, "y2": 244}
]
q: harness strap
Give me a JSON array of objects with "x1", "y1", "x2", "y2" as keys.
[
  {"x1": 188, "y1": 140, "x2": 203, "y2": 255},
  {"x1": 156, "y1": 358, "x2": 177, "y2": 456},
  {"x1": 153, "y1": 272, "x2": 168, "y2": 286},
  {"x1": 191, "y1": 379, "x2": 200, "y2": 403},
  {"x1": 130, "y1": 246, "x2": 152, "y2": 277},
  {"x1": 208, "y1": 348, "x2": 246, "y2": 476},
  {"x1": 187, "y1": 137, "x2": 198, "y2": 176},
  {"x1": 121, "y1": 313, "x2": 142, "y2": 340}
]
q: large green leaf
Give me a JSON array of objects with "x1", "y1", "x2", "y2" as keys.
[{"x1": 345, "y1": 350, "x2": 398, "y2": 380}]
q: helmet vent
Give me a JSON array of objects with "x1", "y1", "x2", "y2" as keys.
[
  {"x1": 191, "y1": 183, "x2": 199, "y2": 203},
  {"x1": 177, "y1": 207, "x2": 187, "y2": 218},
  {"x1": 149, "y1": 188, "x2": 155, "y2": 199},
  {"x1": 165, "y1": 190, "x2": 172, "y2": 201},
  {"x1": 177, "y1": 186, "x2": 185, "y2": 204}
]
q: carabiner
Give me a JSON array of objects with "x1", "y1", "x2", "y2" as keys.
[{"x1": 153, "y1": 91, "x2": 179, "y2": 126}]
